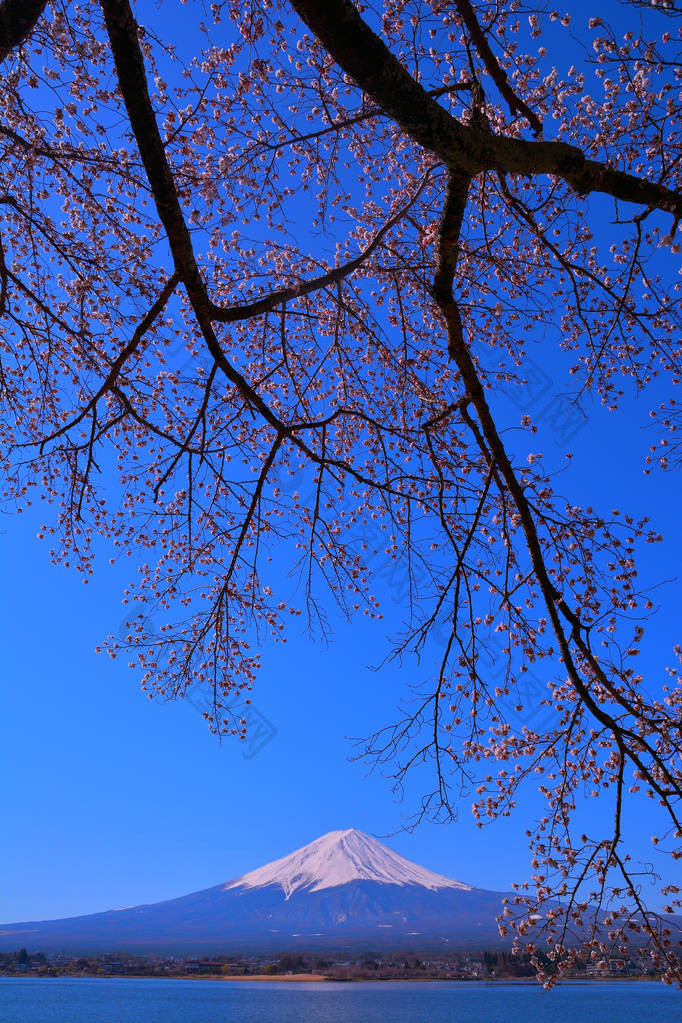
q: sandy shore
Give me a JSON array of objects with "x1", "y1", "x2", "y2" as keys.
[{"x1": 218, "y1": 973, "x2": 329, "y2": 982}]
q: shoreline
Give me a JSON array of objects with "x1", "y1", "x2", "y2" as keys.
[
  {"x1": 216, "y1": 974, "x2": 328, "y2": 982},
  {"x1": 1, "y1": 973, "x2": 663, "y2": 984}
]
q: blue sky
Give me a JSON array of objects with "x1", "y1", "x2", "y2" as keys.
[{"x1": 1, "y1": 0, "x2": 681, "y2": 925}]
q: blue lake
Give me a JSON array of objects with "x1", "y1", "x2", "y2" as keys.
[{"x1": 0, "y1": 978, "x2": 680, "y2": 1023}]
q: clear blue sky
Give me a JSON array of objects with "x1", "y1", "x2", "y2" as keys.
[{"x1": 1, "y1": 0, "x2": 680, "y2": 925}]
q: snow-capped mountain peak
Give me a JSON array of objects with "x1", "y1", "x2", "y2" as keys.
[{"x1": 224, "y1": 828, "x2": 472, "y2": 899}]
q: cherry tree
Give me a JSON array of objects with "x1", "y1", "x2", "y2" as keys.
[{"x1": 0, "y1": 0, "x2": 680, "y2": 984}]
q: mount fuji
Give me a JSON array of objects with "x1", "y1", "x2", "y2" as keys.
[{"x1": 0, "y1": 829, "x2": 511, "y2": 953}]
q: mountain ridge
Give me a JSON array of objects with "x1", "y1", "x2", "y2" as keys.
[{"x1": 0, "y1": 829, "x2": 511, "y2": 953}]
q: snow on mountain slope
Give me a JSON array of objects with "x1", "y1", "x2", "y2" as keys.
[{"x1": 224, "y1": 828, "x2": 472, "y2": 899}]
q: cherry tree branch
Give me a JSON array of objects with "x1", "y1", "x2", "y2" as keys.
[
  {"x1": 37, "y1": 271, "x2": 180, "y2": 450},
  {"x1": 99, "y1": 0, "x2": 438, "y2": 502},
  {"x1": 430, "y1": 170, "x2": 681, "y2": 818},
  {"x1": 430, "y1": 173, "x2": 471, "y2": 361},
  {"x1": 209, "y1": 173, "x2": 433, "y2": 323},
  {"x1": 453, "y1": 0, "x2": 542, "y2": 135},
  {"x1": 99, "y1": 0, "x2": 295, "y2": 442},
  {"x1": 289, "y1": 0, "x2": 682, "y2": 216}
]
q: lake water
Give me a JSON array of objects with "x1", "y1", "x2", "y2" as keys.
[{"x1": 0, "y1": 977, "x2": 680, "y2": 1023}]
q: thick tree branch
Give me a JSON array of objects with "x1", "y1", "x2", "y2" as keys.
[
  {"x1": 100, "y1": 1, "x2": 207, "y2": 315},
  {"x1": 99, "y1": 0, "x2": 291, "y2": 439},
  {"x1": 0, "y1": 0, "x2": 47, "y2": 61},
  {"x1": 432, "y1": 171, "x2": 680, "y2": 810},
  {"x1": 430, "y1": 173, "x2": 471, "y2": 361},
  {"x1": 290, "y1": 0, "x2": 682, "y2": 216},
  {"x1": 289, "y1": 0, "x2": 478, "y2": 170}
]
